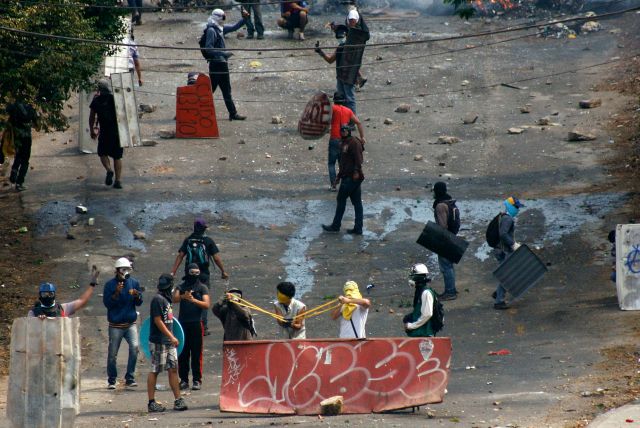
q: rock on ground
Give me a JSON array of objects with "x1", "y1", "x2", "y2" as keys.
[
  {"x1": 437, "y1": 136, "x2": 460, "y2": 144},
  {"x1": 395, "y1": 104, "x2": 411, "y2": 113},
  {"x1": 320, "y1": 396, "x2": 344, "y2": 416},
  {"x1": 568, "y1": 129, "x2": 597, "y2": 141},
  {"x1": 508, "y1": 127, "x2": 524, "y2": 134},
  {"x1": 579, "y1": 98, "x2": 602, "y2": 109}
]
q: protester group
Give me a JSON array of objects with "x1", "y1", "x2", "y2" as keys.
[{"x1": 14, "y1": 0, "x2": 532, "y2": 415}]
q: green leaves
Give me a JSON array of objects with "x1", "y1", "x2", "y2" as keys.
[{"x1": 0, "y1": 0, "x2": 126, "y2": 131}]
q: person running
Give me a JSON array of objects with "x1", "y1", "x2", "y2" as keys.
[{"x1": 147, "y1": 274, "x2": 188, "y2": 413}]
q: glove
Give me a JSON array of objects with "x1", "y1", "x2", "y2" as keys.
[{"x1": 512, "y1": 242, "x2": 521, "y2": 251}]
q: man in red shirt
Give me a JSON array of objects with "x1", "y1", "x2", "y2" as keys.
[
  {"x1": 322, "y1": 125, "x2": 365, "y2": 235},
  {"x1": 328, "y1": 92, "x2": 365, "y2": 191}
]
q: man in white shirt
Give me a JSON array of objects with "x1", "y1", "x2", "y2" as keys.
[{"x1": 331, "y1": 281, "x2": 370, "y2": 338}]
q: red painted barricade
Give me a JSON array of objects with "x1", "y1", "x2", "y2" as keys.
[
  {"x1": 176, "y1": 74, "x2": 219, "y2": 138},
  {"x1": 298, "y1": 92, "x2": 332, "y2": 140},
  {"x1": 220, "y1": 337, "x2": 451, "y2": 414}
]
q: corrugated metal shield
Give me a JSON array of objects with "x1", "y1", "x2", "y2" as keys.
[
  {"x1": 111, "y1": 72, "x2": 141, "y2": 148},
  {"x1": 493, "y1": 244, "x2": 547, "y2": 299},
  {"x1": 416, "y1": 221, "x2": 469, "y2": 264}
]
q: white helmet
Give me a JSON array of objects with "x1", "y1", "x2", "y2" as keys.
[
  {"x1": 408, "y1": 263, "x2": 429, "y2": 288},
  {"x1": 114, "y1": 257, "x2": 132, "y2": 269},
  {"x1": 410, "y1": 263, "x2": 429, "y2": 276}
]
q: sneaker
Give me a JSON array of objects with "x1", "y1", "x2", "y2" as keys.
[
  {"x1": 15, "y1": 183, "x2": 27, "y2": 192},
  {"x1": 192, "y1": 381, "x2": 201, "y2": 390},
  {"x1": 107, "y1": 382, "x2": 116, "y2": 390},
  {"x1": 346, "y1": 228, "x2": 362, "y2": 235},
  {"x1": 438, "y1": 292, "x2": 457, "y2": 301},
  {"x1": 321, "y1": 224, "x2": 339, "y2": 233},
  {"x1": 105, "y1": 170, "x2": 114, "y2": 186},
  {"x1": 148, "y1": 400, "x2": 165, "y2": 413},
  {"x1": 179, "y1": 381, "x2": 189, "y2": 390},
  {"x1": 257, "y1": 34, "x2": 264, "y2": 40},
  {"x1": 293, "y1": 28, "x2": 300, "y2": 40},
  {"x1": 329, "y1": 185, "x2": 337, "y2": 192},
  {"x1": 246, "y1": 33, "x2": 254, "y2": 39},
  {"x1": 9, "y1": 169, "x2": 17, "y2": 184},
  {"x1": 125, "y1": 380, "x2": 138, "y2": 387},
  {"x1": 113, "y1": 180, "x2": 122, "y2": 189},
  {"x1": 298, "y1": 32, "x2": 305, "y2": 41},
  {"x1": 229, "y1": 113, "x2": 246, "y2": 121},
  {"x1": 494, "y1": 302, "x2": 509, "y2": 310},
  {"x1": 174, "y1": 397, "x2": 188, "y2": 411}
]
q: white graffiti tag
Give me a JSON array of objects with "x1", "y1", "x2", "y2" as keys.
[{"x1": 224, "y1": 348, "x2": 244, "y2": 387}]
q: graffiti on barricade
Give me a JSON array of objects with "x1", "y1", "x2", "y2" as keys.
[
  {"x1": 220, "y1": 337, "x2": 451, "y2": 414},
  {"x1": 625, "y1": 245, "x2": 640, "y2": 274}
]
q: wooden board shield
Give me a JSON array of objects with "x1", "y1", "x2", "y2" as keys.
[
  {"x1": 493, "y1": 244, "x2": 547, "y2": 299},
  {"x1": 416, "y1": 221, "x2": 469, "y2": 264},
  {"x1": 176, "y1": 74, "x2": 219, "y2": 139},
  {"x1": 298, "y1": 92, "x2": 332, "y2": 140}
]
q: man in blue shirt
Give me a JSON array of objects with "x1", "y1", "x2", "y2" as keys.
[{"x1": 103, "y1": 257, "x2": 143, "y2": 389}]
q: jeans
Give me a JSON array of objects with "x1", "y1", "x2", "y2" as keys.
[
  {"x1": 331, "y1": 177, "x2": 363, "y2": 232},
  {"x1": 327, "y1": 138, "x2": 341, "y2": 185},
  {"x1": 179, "y1": 321, "x2": 204, "y2": 383},
  {"x1": 438, "y1": 255, "x2": 456, "y2": 295},
  {"x1": 242, "y1": 2, "x2": 264, "y2": 36},
  {"x1": 336, "y1": 80, "x2": 356, "y2": 115},
  {"x1": 107, "y1": 325, "x2": 139, "y2": 383},
  {"x1": 127, "y1": 0, "x2": 142, "y2": 22},
  {"x1": 209, "y1": 61, "x2": 237, "y2": 116}
]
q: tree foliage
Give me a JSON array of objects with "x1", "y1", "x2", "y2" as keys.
[{"x1": 0, "y1": 1, "x2": 127, "y2": 131}]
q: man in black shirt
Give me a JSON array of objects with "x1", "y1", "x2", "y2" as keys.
[
  {"x1": 170, "y1": 217, "x2": 228, "y2": 335},
  {"x1": 6, "y1": 101, "x2": 37, "y2": 192},
  {"x1": 147, "y1": 274, "x2": 188, "y2": 413},
  {"x1": 173, "y1": 264, "x2": 210, "y2": 391},
  {"x1": 89, "y1": 79, "x2": 124, "y2": 189}
]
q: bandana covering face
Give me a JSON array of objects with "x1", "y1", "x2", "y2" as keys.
[
  {"x1": 208, "y1": 9, "x2": 225, "y2": 31},
  {"x1": 504, "y1": 199, "x2": 519, "y2": 217},
  {"x1": 342, "y1": 281, "x2": 362, "y2": 320},
  {"x1": 277, "y1": 290, "x2": 292, "y2": 305}
]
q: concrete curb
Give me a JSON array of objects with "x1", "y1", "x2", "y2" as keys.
[{"x1": 589, "y1": 401, "x2": 640, "y2": 427}]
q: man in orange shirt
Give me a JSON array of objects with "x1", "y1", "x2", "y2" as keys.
[{"x1": 327, "y1": 92, "x2": 365, "y2": 191}]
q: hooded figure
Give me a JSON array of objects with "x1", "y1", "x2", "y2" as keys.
[
  {"x1": 493, "y1": 196, "x2": 525, "y2": 310},
  {"x1": 331, "y1": 281, "x2": 371, "y2": 338}
]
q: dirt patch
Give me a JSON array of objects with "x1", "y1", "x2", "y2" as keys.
[{"x1": 0, "y1": 176, "x2": 48, "y2": 375}]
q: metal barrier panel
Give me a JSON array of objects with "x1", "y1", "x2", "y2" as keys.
[
  {"x1": 416, "y1": 221, "x2": 469, "y2": 264},
  {"x1": 111, "y1": 72, "x2": 142, "y2": 148},
  {"x1": 78, "y1": 90, "x2": 97, "y2": 154},
  {"x1": 7, "y1": 317, "x2": 81, "y2": 428},
  {"x1": 220, "y1": 337, "x2": 451, "y2": 414},
  {"x1": 493, "y1": 244, "x2": 547, "y2": 299},
  {"x1": 616, "y1": 224, "x2": 640, "y2": 310},
  {"x1": 175, "y1": 74, "x2": 219, "y2": 139}
]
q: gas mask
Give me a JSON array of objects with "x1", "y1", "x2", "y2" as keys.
[
  {"x1": 117, "y1": 268, "x2": 131, "y2": 281},
  {"x1": 39, "y1": 291, "x2": 56, "y2": 308}
]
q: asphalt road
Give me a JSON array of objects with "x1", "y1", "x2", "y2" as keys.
[{"x1": 2, "y1": 7, "x2": 640, "y2": 428}]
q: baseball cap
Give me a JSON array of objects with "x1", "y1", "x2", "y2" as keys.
[{"x1": 157, "y1": 274, "x2": 174, "y2": 290}]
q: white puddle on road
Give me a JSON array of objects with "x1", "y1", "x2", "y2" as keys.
[{"x1": 34, "y1": 193, "x2": 620, "y2": 297}]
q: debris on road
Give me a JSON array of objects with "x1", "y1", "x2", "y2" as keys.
[
  {"x1": 463, "y1": 114, "x2": 478, "y2": 124},
  {"x1": 579, "y1": 98, "x2": 602, "y2": 109},
  {"x1": 75, "y1": 205, "x2": 88, "y2": 214},
  {"x1": 520, "y1": 106, "x2": 531, "y2": 113},
  {"x1": 141, "y1": 139, "x2": 157, "y2": 147},
  {"x1": 581, "y1": 21, "x2": 602, "y2": 33},
  {"x1": 501, "y1": 83, "x2": 522, "y2": 90},
  {"x1": 461, "y1": 80, "x2": 470, "y2": 86},
  {"x1": 384, "y1": 118, "x2": 394, "y2": 125},
  {"x1": 395, "y1": 104, "x2": 411, "y2": 113},
  {"x1": 138, "y1": 103, "x2": 156, "y2": 114},
  {"x1": 271, "y1": 116, "x2": 284, "y2": 124},
  {"x1": 508, "y1": 127, "x2": 524, "y2": 134},
  {"x1": 320, "y1": 396, "x2": 344, "y2": 415},
  {"x1": 537, "y1": 117, "x2": 551, "y2": 126},
  {"x1": 568, "y1": 129, "x2": 597, "y2": 141},
  {"x1": 488, "y1": 349, "x2": 512, "y2": 356},
  {"x1": 414, "y1": 155, "x2": 423, "y2": 161},
  {"x1": 437, "y1": 136, "x2": 460, "y2": 144},
  {"x1": 133, "y1": 231, "x2": 146, "y2": 240},
  {"x1": 157, "y1": 129, "x2": 175, "y2": 139}
]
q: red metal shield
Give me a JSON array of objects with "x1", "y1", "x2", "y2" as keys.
[
  {"x1": 220, "y1": 337, "x2": 451, "y2": 414},
  {"x1": 175, "y1": 74, "x2": 219, "y2": 139},
  {"x1": 298, "y1": 92, "x2": 332, "y2": 140}
]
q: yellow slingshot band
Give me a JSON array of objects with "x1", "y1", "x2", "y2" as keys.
[{"x1": 230, "y1": 296, "x2": 340, "y2": 322}]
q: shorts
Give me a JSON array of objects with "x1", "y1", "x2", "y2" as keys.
[
  {"x1": 150, "y1": 342, "x2": 178, "y2": 373},
  {"x1": 97, "y1": 136, "x2": 124, "y2": 160},
  {"x1": 284, "y1": 12, "x2": 302, "y2": 30}
]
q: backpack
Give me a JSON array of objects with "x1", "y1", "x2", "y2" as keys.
[
  {"x1": 444, "y1": 200, "x2": 461, "y2": 235},
  {"x1": 429, "y1": 289, "x2": 444, "y2": 335},
  {"x1": 485, "y1": 213, "x2": 504, "y2": 248},
  {"x1": 186, "y1": 237, "x2": 208, "y2": 266},
  {"x1": 199, "y1": 28, "x2": 212, "y2": 60}
]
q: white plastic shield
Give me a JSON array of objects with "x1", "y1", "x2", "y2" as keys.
[
  {"x1": 616, "y1": 224, "x2": 640, "y2": 310},
  {"x1": 111, "y1": 72, "x2": 142, "y2": 148},
  {"x1": 78, "y1": 90, "x2": 97, "y2": 154}
]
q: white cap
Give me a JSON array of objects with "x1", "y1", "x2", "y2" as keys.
[
  {"x1": 347, "y1": 9, "x2": 360, "y2": 22},
  {"x1": 410, "y1": 263, "x2": 429, "y2": 275},
  {"x1": 115, "y1": 257, "x2": 132, "y2": 269}
]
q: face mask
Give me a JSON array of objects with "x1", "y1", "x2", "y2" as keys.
[
  {"x1": 118, "y1": 269, "x2": 131, "y2": 280},
  {"x1": 160, "y1": 287, "x2": 173, "y2": 301},
  {"x1": 39, "y1": 292, "x2": 56, "y2": 307},
  {"x1": 505, "y1": 202, "x2": 519, "y2": 218},
  {"x1": 277, "y1": 291, "x2": 291, "y2": 305}
]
